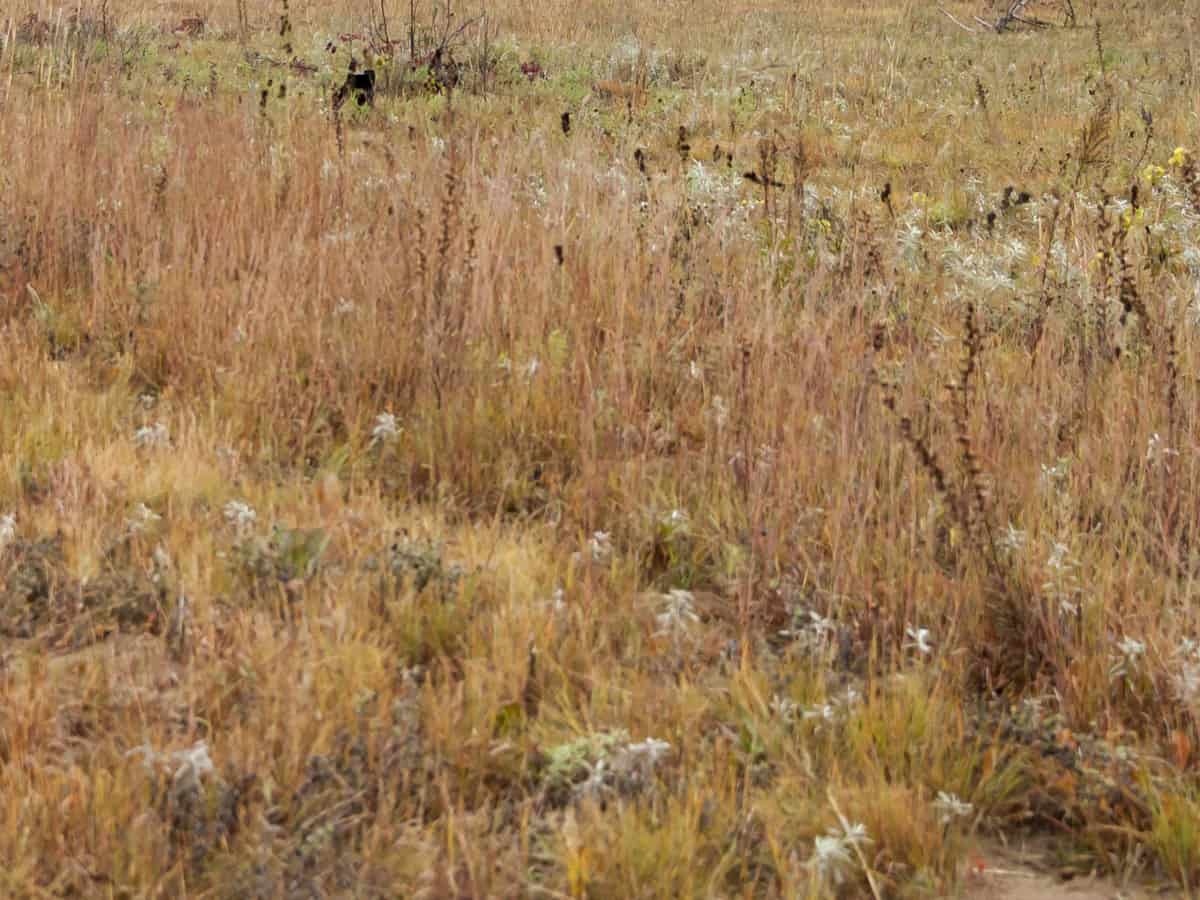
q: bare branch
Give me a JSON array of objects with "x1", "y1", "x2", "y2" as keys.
[
  {"x1": 939, "y1": 7, "x2": 979, "y2": 33},
  {"x1": 995, "y1": 0, "x2": 1032, "y2": 32}
]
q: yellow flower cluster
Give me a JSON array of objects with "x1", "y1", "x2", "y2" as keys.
[
  {"x1": 1121, "y1": 207, "x2": 1145, "y2": 230},
  {"x1": 1169, "y1": 146, "x2": 1190, "y2": 168}
]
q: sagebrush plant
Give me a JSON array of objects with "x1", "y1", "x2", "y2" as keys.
[{"x1": 2, "y1": 0, "x2": 1200, "y2": 895}]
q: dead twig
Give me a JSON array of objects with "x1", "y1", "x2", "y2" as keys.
[
  {"x1": 939, "y1": 7, "x2": 980, "y2": 32},
  {"x1": 995, "y1": 0, "x2": 1051, "y2": 31},
  {"x1": 994, "y1": 0, "x2": 1030, "y2": 31}
]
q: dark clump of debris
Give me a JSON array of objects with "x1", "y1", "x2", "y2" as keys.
[
  {"x1": 0, "y1": 533, "x2": 165, "y2": 649},
  {"x1": 128, "y1": 678, "x2": 430, "y2": 896}
]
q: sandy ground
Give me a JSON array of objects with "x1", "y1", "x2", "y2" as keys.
[{"x1": 962, "y1": 842, "x2": 1176, "y2": 900}]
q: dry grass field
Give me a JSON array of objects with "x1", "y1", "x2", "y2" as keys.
[{"x1": 2, "y1": 0, "x2": 1200, "y2": 895}]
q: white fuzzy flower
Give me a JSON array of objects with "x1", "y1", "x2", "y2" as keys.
[
  {"x1": 780, "y1": 608, "x2": 839, "y2": 655},
  {"x1": 570, "y1": 734, "x2": 672, "y2": 800},
  {"x1": 999, "y1": 523, "x2": 1027, "y2": 556},
  {"x1": 171, "y1": 741, "x2": 214, "y2": 783},
  {"x1": 152, "y1": 545, "x2": 173, "y2": 574},
  {"x1": 0, "y1": 512, "x2": 15, "y2": 550},
  {"x1": 905, "y1": 625, "x2": 934, "y2": 656},
  {"x1": 126, "y1": 503, "x2": 162, "y2": 533},
  {"x1": 659, "y1": 508, "x2": 690, "y2": 538},
  {"x1": 127, "y1": 740, "x2": 214, "y2": 791},
  {"x1": 770, "y1": 694, "x2": 800, "y2": 721},
  {"x1": 1146, "y1": 432, "x2": 1179, "y2": 466},
  {"x1": 587, "y1": 531, "x2": 612, "y2": 563},
  {"x1": 934, "y1": 791, "x2": 974, "y2": 824},
  {"x1": 1003, "y1": 236, "x2": 1028, "y2": 261},
  {"x1": 655, "y1": 589, "x2": 699, "y2": 636},
  {"x1": 808, "y1": 821, "x2": 871, "y2": 886},
  {"x1": 1046, "y1": 542, "x2": 1074, "y2": 573},
  {"x1": 134, "y1": 422, "x2": 170, "y2": 448},
  {"x1": 1039, "y1": 458, "x2": 1070, "y2": 491},
  {"x1": 1041, "y1": 539, "x2": 1082, "y2": 617},
  {"x1": 371, "y1": 412, "x2": 401, "y2": 444},
  {"x1": 575, "y1": 758, "x2": 610, "y2": 798},
  {"x1": 806, "y1": 610, "x2": 836, "y2": 638},
  {"x1": 1180, "y1": 672, "x2": 1200, "y2": 705},
  {"x1": 1110, "y1": 636, "x2": 1147, "y2": 681},
  {"x1": 624, "y1": 737, "x2": 671, "y2": 766},
  {"x1": 803, "y1": 703, "x2": 836, "y2": 722},
  {"x1": 223, "y1": 500, "x2": 257, "y2": 535},
  {"x1": 1173, "y1": 641, "x2": 1200, "y2": 710},
  {"x1": 897, "y1": 220, "x2": 924, "y2": 270},
  {"x1": 1118, "y1": 636, "x2": 1146, "y2": 659}
]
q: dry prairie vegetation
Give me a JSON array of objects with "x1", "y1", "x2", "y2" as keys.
[{"x1": 2, "y1": 0, "x2": 1200, "y2": 896}]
